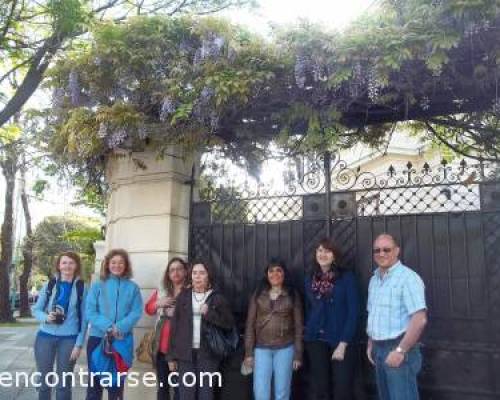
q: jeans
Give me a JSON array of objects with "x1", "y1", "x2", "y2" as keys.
[
  {"x1": 86, "y1": 336, "x2": 125, "y2": 400},
  {"x1": 304, "y1": 340, "x2": 356, "y2": 400},
  {"x1": 34, "y1": 332, "x2": 77, "y2": 400},
  {"x1": 372, "y1": 339, "x2": 422, "y2": 400},
  {"x1": 253, "y1": 344, "x2": 294, "y2": 400}
]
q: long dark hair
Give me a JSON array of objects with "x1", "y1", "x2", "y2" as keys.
[
  {"x1": 310, "y1": 238, "x2": 346, "y2": 279},
  {"x1": 256, "y1": 257, "x2": 296, "y2": 301},
  {"x1": 162, "y1": 257, "x2": 188, "y2": 296}
]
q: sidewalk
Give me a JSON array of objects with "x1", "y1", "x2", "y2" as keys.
[{"x1": 0, "y1": 321, "x2": 156, "y2": 400}]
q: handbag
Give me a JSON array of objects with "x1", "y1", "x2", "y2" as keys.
[
  {"x1": 136, "y1": 330, "x2": 155, "y2": 364},
  {"x1": 203, "y1": 320, "x2": 239, "y2": 359},
  {"x1": 202, "y1": 293, "x2": 239, "y2": 358}
]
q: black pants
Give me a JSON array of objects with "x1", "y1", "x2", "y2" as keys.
[
  {"x1": 305, "y1": 341, "x2": 357, "y2": 400},
  {"x1": 177, "y1": 350, "x2": 220, "y2": 400},
  {"x1": 86, "y1": 336, "x2": 125, "y2": 400},
  {"x1": 156, "y1": 352, "x2": 180, "y2": 400}
]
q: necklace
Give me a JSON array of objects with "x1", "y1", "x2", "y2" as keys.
[
  {"x1": 269, "y1": 287, "x2": 282, "y2": 300},
  {"x1": 193, "y1": 290, "x2": 208, "y2": 303}
]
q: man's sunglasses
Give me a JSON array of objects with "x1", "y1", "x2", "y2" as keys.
[{"x1": 373, "y1": 247, "x2": 394, "y2": 254}]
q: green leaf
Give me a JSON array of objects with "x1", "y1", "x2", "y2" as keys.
[
  {"x1": 0, "y1": 124, "x2": 22, "y2": 143},
  {"x1": 32, "y1": 180, "x2": 49, "y2": 197}
]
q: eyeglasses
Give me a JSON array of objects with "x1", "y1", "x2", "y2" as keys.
[{"x1": 373, "y1": 247, "x2": 394, "y2": 254}]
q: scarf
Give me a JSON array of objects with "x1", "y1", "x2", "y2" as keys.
[
  {"x1": 157, "y1": 286, "x2": 171, "y2": 317},
  {"x1": 311, "y1": 270, "x2": 335, "y2": 299}
]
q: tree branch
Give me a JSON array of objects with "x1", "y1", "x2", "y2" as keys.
[
  {"x1": 423, "y1": 121, "x2": 499, "y2": 162},
  {"x1": 0, "y1": 33, "x2": 63, "y2": 126},
  {"x1": 167, "y1": 0, "x2": 188, "y2": 15},
  {"x1": 0, "y1": 0, "x2": 19, "y2": 45},
  {"x1": 92, "y1": 0, "x2": 124, "y2": 15},
  {"x1": 0, "y1": 58, "x2": 33, "y2": 87}
]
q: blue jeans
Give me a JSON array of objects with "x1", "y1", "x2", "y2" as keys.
[
  {"x1": 372, "y1": 339, "x2": 422, "y2": 400},
  {"x1": 34, "y1": 332, "x2": 77, "y2": 400},
  {"x1": 253, "y1": 345, "x2": 294, "y2": 400}
]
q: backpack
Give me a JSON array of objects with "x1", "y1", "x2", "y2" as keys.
[{"x1": 44, "y1": 278, "x2": 85, "y2": 332}]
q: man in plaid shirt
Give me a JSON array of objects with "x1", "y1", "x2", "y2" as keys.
[{"x1": 367, "y1": 233, "x2": 428, "y2": 400}]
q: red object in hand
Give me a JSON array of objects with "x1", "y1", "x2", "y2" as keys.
[{"x1": 145, "y1": 290, "x2": 159, "y2": 315}]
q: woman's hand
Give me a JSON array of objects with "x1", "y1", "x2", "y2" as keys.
[
  {"x1": 293, "y1": 360, "x2": 302, "y2": 371},
  {"x1": 168, "y1": 361, "x2": 178, "y2": 372},
  {"x1": 111, "y1": 325, "x2": 123, "y2": 339},
  {"x1": 46, "y1": 311, "x2": 57, "y2": 323},
  {"x1": 157, "y1": 296, "x2": 175, "y2": 308},
  {"x1": 165, "y1": 307, "x2": 175, "y2": 318},
  {"x1": 200, "y1": 304, "x2": 209, "y2": 315},
  {"x1": 69, "y1": 346, "x2": 81, "y2": 361},
  {"x1": 332, "y1": 342, "x2": 347, "y2": 361},
  {"x1": 243, "y1": 356, "x2": 254, "y2": 368}
]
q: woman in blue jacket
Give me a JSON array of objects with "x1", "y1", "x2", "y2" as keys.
[
  {"x1": 304, "y1": 238, "x2": 360, "y2": 400},
  {"x1": 86, "y1": 248, "x2": 143, "y2": 400},
  {"x1": 32, "y1": 251, "x2": 88, "y2": 400}
]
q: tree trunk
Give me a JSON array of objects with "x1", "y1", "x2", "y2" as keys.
[
  {"x1": 0, "y1": 155, "x2": 17, "y2": 322},
  {"x1": 19, "y1": 168, "x2": 32, "y2": 317}
]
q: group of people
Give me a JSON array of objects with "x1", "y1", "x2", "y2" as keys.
[
  {"x1": 32, "y1": 249, "x2": 143, "y2": 400},
  {"x1": 32, "y1": 233, "x2": 427, "y2": 400}
]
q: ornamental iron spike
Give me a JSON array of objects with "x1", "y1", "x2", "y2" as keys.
[{"x1": 459, "y1": 159, "x2": 467, "y2": 174}]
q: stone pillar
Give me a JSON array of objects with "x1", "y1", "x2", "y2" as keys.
[
  {"x1": 92, "y1": 240, "x2": 106, "y2": 281},
  {"x1": 95, "y1": 148, "x2": 194, "y2": 346}
]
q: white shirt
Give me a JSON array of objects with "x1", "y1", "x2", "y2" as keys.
[{"x1": 192, "y1": 290, "x2": 212, "y2": 348}]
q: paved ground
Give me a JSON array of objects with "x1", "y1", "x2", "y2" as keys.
[{"x1": 0, "y1": 320, "x2": 156, "y2": 400}]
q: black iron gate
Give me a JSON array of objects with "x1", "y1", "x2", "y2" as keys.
[{"x1": 189, "y1": 153, "x2": 500, "y2": 400}]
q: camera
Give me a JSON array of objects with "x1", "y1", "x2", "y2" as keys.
[{"x1": 52, "y1": 305, "x2": 66, "y2": 324}]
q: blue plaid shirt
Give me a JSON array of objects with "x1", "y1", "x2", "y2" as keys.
[{"x1": 367, "y1": 261, "x2": 426, "y2": 340}]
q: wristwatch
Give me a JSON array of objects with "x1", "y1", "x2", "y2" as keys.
[{"x1": 395, "y1": 346, "x2": 406, "y2": 354}]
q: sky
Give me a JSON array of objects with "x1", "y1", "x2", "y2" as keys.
[{"x1": 225, "y1": 0, "x2": 377, "y2": 33}]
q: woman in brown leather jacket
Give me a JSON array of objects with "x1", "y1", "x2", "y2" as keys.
[{"x1": 244, "y1": 258, "x2": 303, "y2": 400}]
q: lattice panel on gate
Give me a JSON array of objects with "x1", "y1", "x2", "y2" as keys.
[
  {"x1": 198, "y1": 157, "x2": 498, "y2": 224},
  {"x1": 210, "y1": 196, "x2": 303, "y2": 223},
  {"x1": 199, "y1": 185, "x2": 484, "y2": 224},
  {"x1": 357, "y1": 184, "x2": 481, "y2": 216}
]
